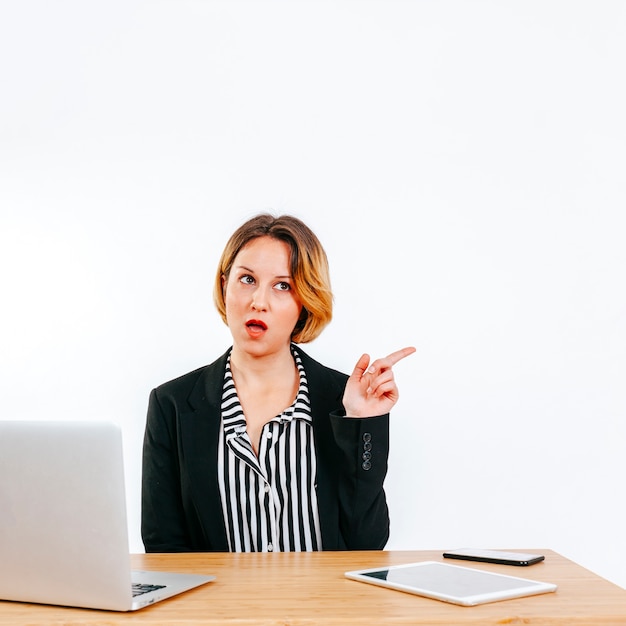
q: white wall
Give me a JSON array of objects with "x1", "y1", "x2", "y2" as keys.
[{"x1": 2, "y1": 0, "x2": 625, "y2": 589}]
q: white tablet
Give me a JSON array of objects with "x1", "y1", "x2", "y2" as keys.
[{"x1": 345, "y1": 561, "x2": 557, "y2": 606}]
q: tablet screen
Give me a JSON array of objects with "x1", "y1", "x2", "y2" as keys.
[{"x1": 345, "y1": 561, "x2": 557, "y2": 606}]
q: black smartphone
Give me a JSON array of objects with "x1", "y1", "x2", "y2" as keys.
[{"x1": 442, "y1": 549, "x2": 545, "y2": 566}]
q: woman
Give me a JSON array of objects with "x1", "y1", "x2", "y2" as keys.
[{"x1": 141, "y1": 213, "x2": 414, "y2": 552}]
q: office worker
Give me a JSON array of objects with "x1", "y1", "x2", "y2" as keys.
[{"x1": 141, "y1": 213, "x2": 415, "y2": 553}]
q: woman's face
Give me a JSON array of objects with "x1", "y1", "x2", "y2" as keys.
[{"x1": 223, "y1": 236, "x2": 303, "y2": 358}]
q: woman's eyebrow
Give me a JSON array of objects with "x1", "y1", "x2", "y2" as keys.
[{"x1": 235, "y1": 264, "x2": 292, "y2": 279}]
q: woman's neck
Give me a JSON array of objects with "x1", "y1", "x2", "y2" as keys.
[
  {"x1": 229, "y1": 344, "x2": 299, "y2": 455},
  {"x1": 229, "y1": 343, "x2": 296, "y2": 388}
]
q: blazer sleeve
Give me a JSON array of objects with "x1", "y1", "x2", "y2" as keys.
[
  {"x1": 141, "y1": 387, "x2": 193, "y2": 552},
  {"x1": 329, "y1": 411, "x2": 390, "y2": 550}
]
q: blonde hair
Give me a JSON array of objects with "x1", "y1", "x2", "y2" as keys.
[{"x1": 214, "y1": 213, "x2": 333, "y2": 343}]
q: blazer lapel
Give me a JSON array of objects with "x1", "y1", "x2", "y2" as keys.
[
  {"x1": 179, "y1": 351, "x2": 230, "y2": 550},
  {"x1": 298, "y1": 349, "x2": 348, "y2": 549}
]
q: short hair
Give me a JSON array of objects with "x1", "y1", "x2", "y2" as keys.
[{"x1": 214, "y1": 213, "x2": 333, "y2": 343}]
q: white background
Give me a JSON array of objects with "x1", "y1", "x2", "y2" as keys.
[{"x1": 2, "y1": 0, "x2": 625, "y2": 589}]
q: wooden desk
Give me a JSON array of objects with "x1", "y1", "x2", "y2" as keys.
[{"x1": 1, "y1": 550, "x2": 625, "y2": 624}]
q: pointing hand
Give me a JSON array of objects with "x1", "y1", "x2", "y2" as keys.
[{"x1": 342, "y1": 346, "x2": 416, "y2": 418}]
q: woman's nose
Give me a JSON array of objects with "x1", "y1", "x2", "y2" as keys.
[{"x1": 251, "y1": 287, "x2": 268, "y2": 311}]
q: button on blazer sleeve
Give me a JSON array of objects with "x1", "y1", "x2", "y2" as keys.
[{"x1": 329, "y1": 412, "x2": 390, "y2": 550}]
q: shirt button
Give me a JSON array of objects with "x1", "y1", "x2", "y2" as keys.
[
  {"x1": 266, "y1": 431, "x2": 273, "y2": 439},
  {"x1": 362, "y1": 461, "x2": 372, "y2": 471},
  {"x1": 264, "y1": 484, "x2": 270, "y2": 493},
  {"x1": 267, "y1": 543, "x2": 273, "y2": 552},
  {"x1": 362, "y1": 451, "x2": 371, "y2": 461},
  {"x1": 363, "y1": 432, "x2": 372, "y2": 443}
]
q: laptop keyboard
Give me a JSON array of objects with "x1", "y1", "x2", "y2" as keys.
[{"x1": 132, "y1": 583, "x2": 166, "y2": 597}]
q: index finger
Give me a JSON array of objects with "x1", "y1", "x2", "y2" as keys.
[{"x1": 384, "y1": 346, "x2": 416, "y2": 367}]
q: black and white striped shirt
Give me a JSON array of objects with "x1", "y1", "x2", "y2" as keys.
[{"x1": 217, "y1": 347, "x2": 323, "y2": 552}]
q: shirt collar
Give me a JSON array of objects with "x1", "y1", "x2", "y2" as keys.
[{"x1": 222, "y1": 346, "x2": 311, "y2": 440}]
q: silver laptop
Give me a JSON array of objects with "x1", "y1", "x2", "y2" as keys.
[{"x1": 0, "y1": 420, "x2": 214, "y2": 611}]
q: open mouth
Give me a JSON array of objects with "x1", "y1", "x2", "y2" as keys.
[{"x1": 246, "y1": 319, "x2": 268, "y2": 333}]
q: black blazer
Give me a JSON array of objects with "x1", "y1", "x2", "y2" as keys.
[{"x1": 141, "y1": 347, "x2": 390, "y2": 552}]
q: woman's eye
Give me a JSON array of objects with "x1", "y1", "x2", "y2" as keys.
[
  {"x1": 239, "y1": 274, "x2": 255, "y2": 285},
  {"x1": 275, "y1": 281, "x2": 291, "y2": 291}
]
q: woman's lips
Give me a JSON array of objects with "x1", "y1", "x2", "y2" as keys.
[{"x1": 245, "y1": 319, "x2": 267, "y2": 337}]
